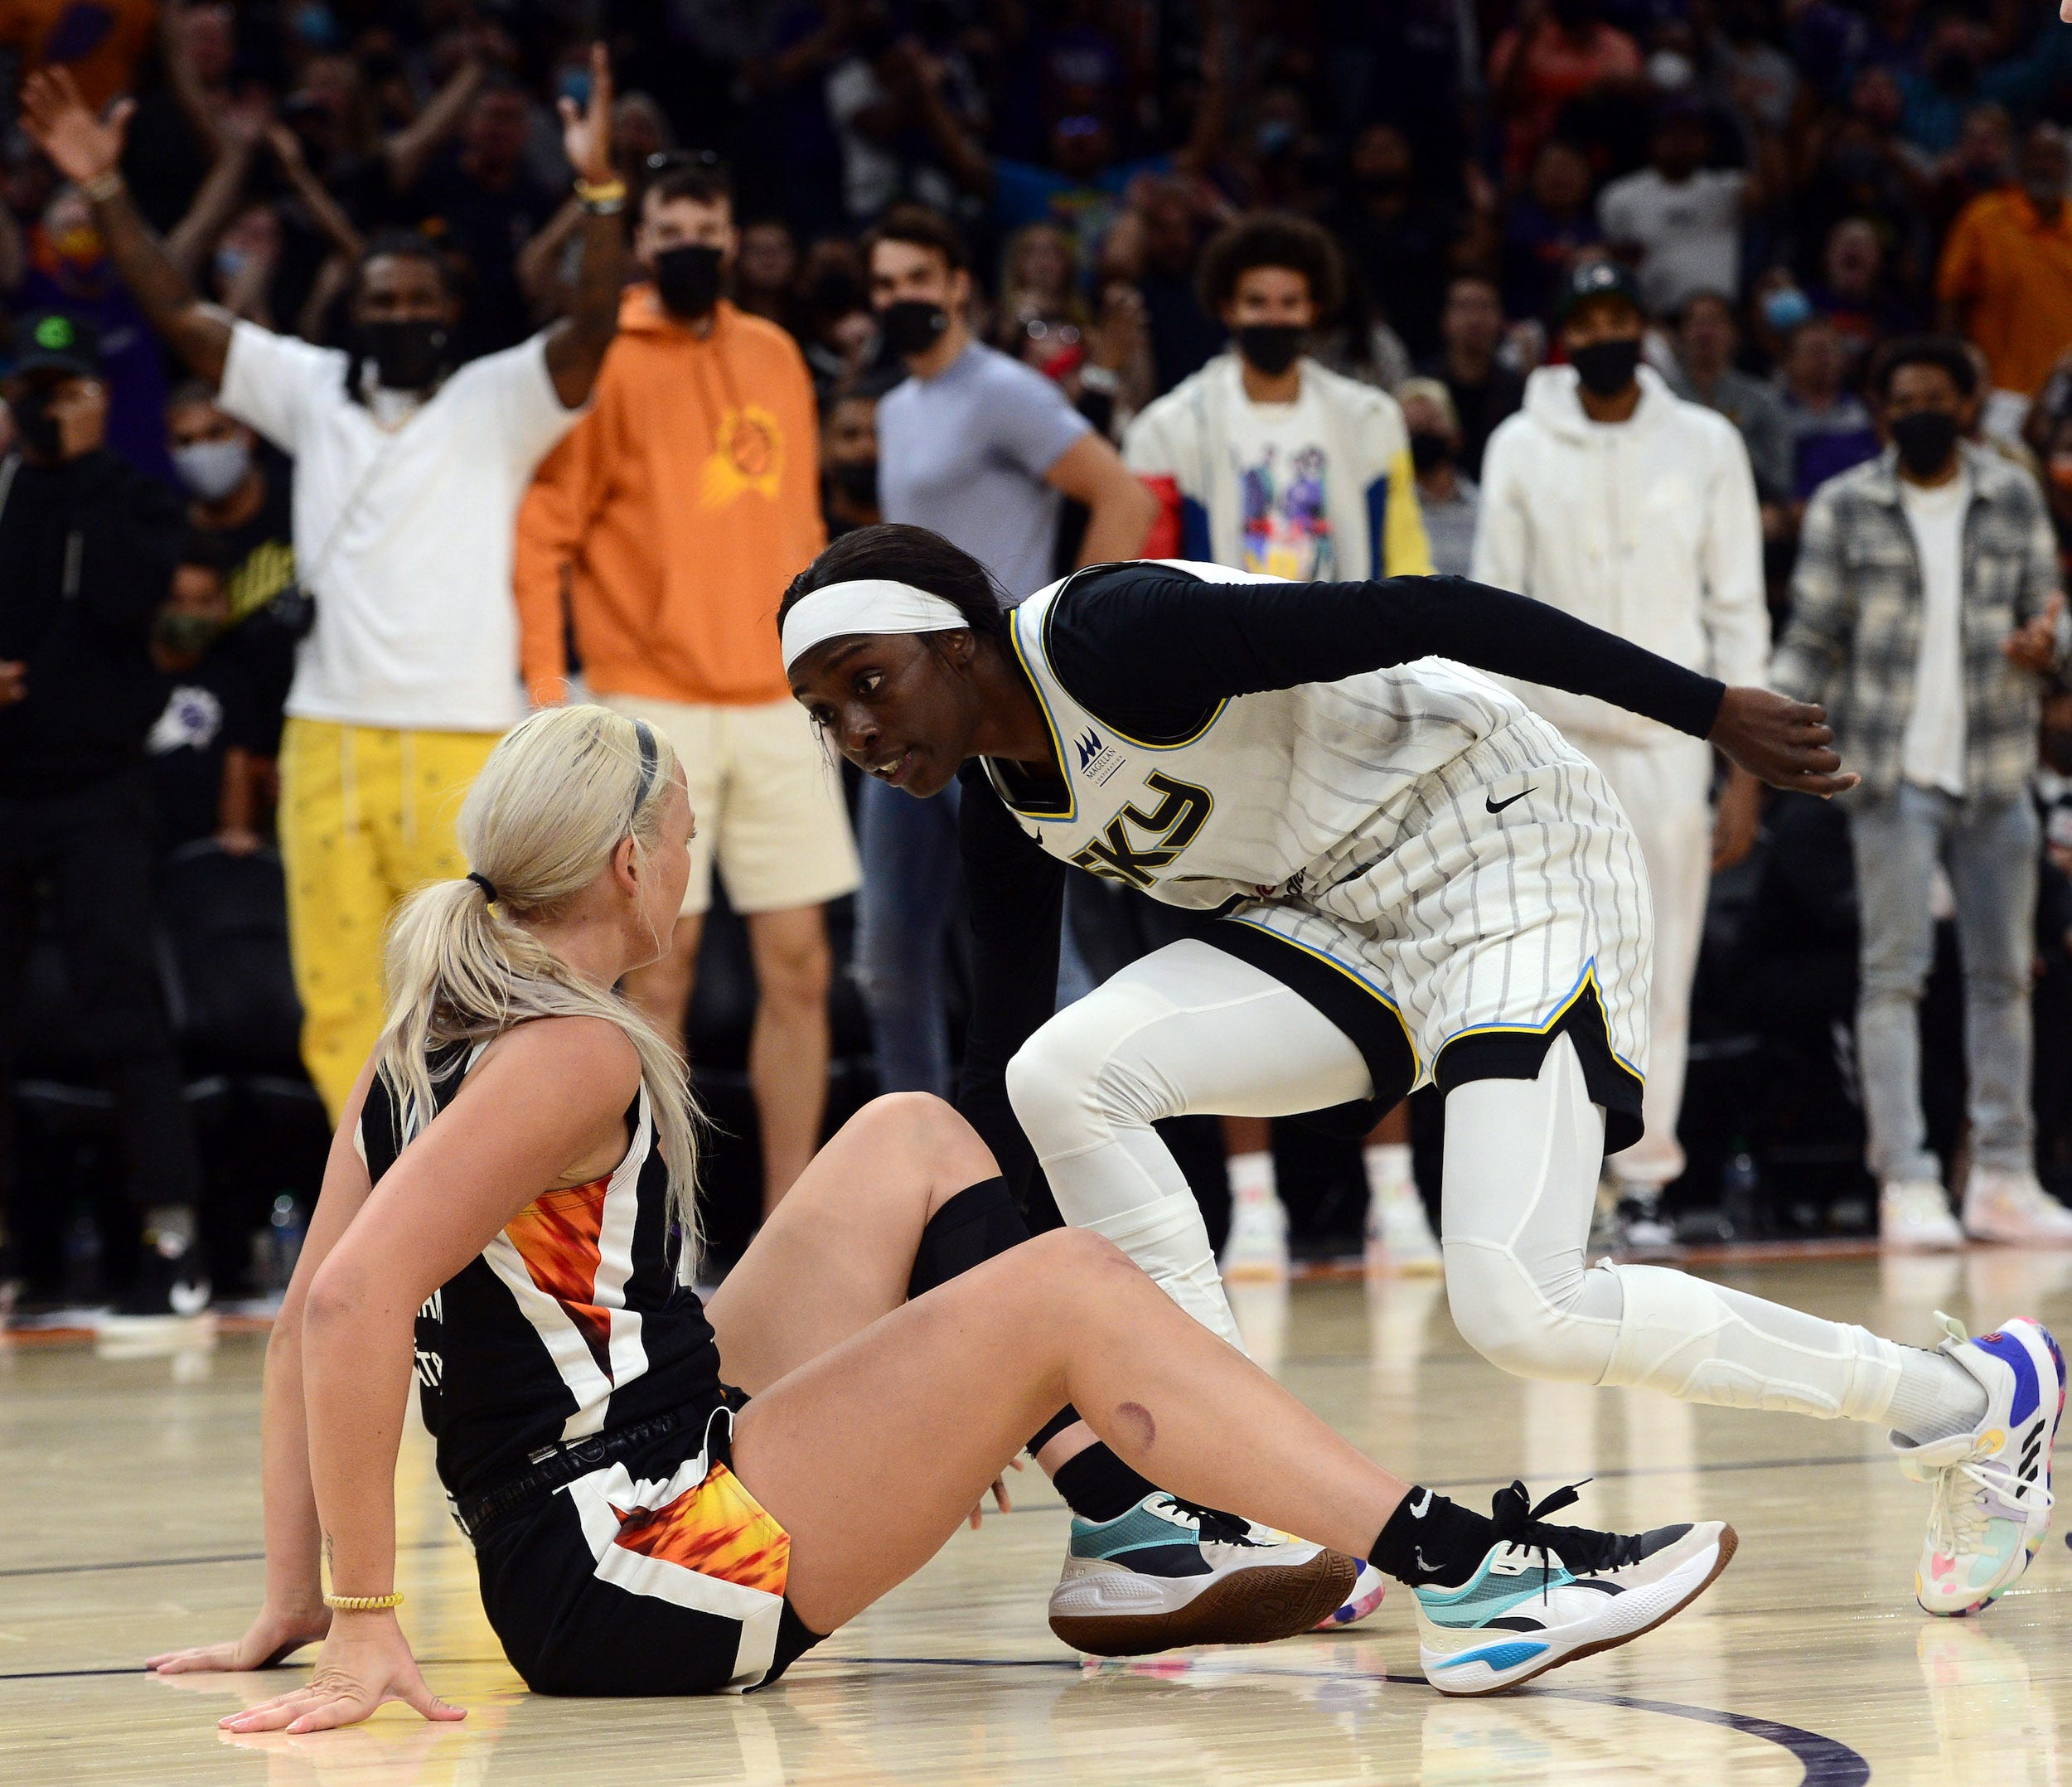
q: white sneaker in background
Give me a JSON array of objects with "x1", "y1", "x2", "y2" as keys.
[
  {"x1": 1882, "y1": 1179, "x2": 1964, "y2": 1252},
  {"x1": 1612, "y1": 1184, "x2": 1677, "y2": 1252},
  {"x1": 1366, "y1": 1181, "x2": 1443, "y2": 1276},
  {"x1": 1220, "y1": 1194, "x2": 1290, "y2": 1281},
  {"x1": 1963, "y1": 1167, "x2": 2072, "y2": 1246}
]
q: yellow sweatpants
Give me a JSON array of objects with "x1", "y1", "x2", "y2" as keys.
[{"x1": 278, "y1": 718, "x2": 501, "y2": 1121}]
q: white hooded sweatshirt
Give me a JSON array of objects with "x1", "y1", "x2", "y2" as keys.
[{"x1": 1471, "y1": 362, "x2": 1769, "y2": 748}]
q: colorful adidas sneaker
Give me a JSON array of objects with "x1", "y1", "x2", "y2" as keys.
[
  {"x1": 1048, "y1": 1493, "x2": 1357, "y2": 1657},
  {"x1": 1893, "y1": 1313, "x2": 2065, "y2": 1616},
  {"x1": 1413, "y1": 1481, "x2": 1737, "y2": 1697}
]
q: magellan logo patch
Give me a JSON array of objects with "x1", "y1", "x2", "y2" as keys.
[{"x1": 1072, "y1": 727, "x2": 1126, "y2": 787}]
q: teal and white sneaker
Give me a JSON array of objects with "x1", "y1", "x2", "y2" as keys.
[
  {"x1": 1895, "y1": 1313, "x2": 2065, "y2": 1616},
  {"x1": 1048, "y1": 1493, "x2": 1356, "y2": 1657},
  {"x1": 1414, "y1": 1482, "x2": 1736, "y2": 1697}
]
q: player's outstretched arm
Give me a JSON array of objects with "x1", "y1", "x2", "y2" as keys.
[
  {"x1": 1056, "y1": 567, "x2": 1861, "y2": 796},
  {"x1": 1707, "y1": 685, "x2": 1859, "y2": 797},
  {"x1": 145, "y1": 1061, "x2": 387, "y2": 1681},
  {"x1": 220, "y1": 1019, "x2": 637, "y2": 1734}
]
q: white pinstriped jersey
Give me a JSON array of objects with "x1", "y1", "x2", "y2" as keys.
[{"x1": 985, "y1": 563, "x2": 1654, "y2": 1091}]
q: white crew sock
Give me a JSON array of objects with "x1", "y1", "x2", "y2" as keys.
[
  {"x1": 1227, "y1": 1149, "x2": 1278, "y2": 1208},
  {"x1": 1885, "y1": 1347, "x2": 1990, "y2": 1446},
  {"x1": 1363, "y1": 1142, "x2": 1415, "y2": 1204}
]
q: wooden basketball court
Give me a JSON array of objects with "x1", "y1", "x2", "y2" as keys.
[{"x1": 5, "y1": 1247, "x2": 2067, "y2": 1785}]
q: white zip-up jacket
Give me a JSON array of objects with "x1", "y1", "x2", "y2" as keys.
[{"x1": 1471, "y1": 363, "x2": 1769, "y2": 748}]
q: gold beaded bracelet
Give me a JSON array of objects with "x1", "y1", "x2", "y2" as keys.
[{"x1": 323, "y1": 1591, "x2": 405, "y2": 1611}]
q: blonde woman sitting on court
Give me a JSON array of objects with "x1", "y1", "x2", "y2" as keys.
[{"x1": 143, "y1": 705, "x2": 1732, "y2": 1728}]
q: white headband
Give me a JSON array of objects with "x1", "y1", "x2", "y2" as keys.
[{"x1": 782, "y1": 579, "x2": 971, "y2": 674}]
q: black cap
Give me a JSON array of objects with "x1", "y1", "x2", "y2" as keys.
[
  {"x1": 9, "y1": 310, "x2": 101, "y2": 379},
  {"x1": 1554, "y1": 259, "x2": 1644, "y2": 326}
]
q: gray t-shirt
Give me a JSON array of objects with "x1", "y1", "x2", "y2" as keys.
[{"x1": 878, "y1": 340, "x2": 1092, "y2": 599}]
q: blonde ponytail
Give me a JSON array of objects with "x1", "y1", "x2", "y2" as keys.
[{"x1": 375, "y1": 706, "x2": 704, "y2": 1267}]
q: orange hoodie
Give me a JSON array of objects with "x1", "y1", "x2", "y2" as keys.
[{"x1": 516, "y1": 292, "x2": 825, "y2": 706}]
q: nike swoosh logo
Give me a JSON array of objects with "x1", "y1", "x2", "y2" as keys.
[
  {"x1": 1408, "y1": 1487, "x2": 1433, "y2": 1518},
  {"x1": 1485, "y1": 787, "x2": 1533, "y2": 814}
]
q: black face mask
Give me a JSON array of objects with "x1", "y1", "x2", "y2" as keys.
[
  {"x1": 1236, "y1": 323, "x2": 1303, "y2": 377},
  {"x1": 654, "y1": 243, "x2": 724, "y2": 320},
  {"x1": 1570, "y1": 336, "x2": 1641, "y2": 398},
  {"x1": 830, "y1": 459, "x2": 879, "y2": 506},
  {"x1": 1408, "y1": 430, "x2": 1452, "y2": 474},
  {"x1": 10, "y1": 385, "x2": 64, "y2": 458},
  {"x1": 1890, "y1": 409, "x2": 1961, "y2": 478},
  {"x1": 879, "y1": 298, "x2": 950, "y2": 358},
  {"x1": 358, "y1": 318, "x2": 449, "y2": 391}
]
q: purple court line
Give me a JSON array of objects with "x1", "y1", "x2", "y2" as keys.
[
  {"x1": 808, "y1": 1655, "x2": 1873, "y2": 1786},
  {"x1": 0, "y1": 1654, "x2": 1876, "y2": 1782}
]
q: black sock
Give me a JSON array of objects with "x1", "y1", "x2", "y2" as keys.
[
  {"x1": 1051, "y1": 1443, "x2": 1159, "y2": 1523},
  {"x1": 1367, "y1": 1487, "x2": 1498, "y2": 1588}
]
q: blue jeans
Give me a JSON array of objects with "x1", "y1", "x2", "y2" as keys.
[
  {"x1": 854, "y1": 776, "x2": 1096, "y2": 1096},
  {"x1": 854, "y1": 775, "x2": 963, "y2": 1097},
  {"x1": 1847, "y1": 783, "x2": 2039, "y2": 1184}
]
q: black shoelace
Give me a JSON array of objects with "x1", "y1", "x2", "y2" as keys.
[
  {"x1": 1489, "y1": 1478, "x2": 1648, "y2": 1584},
  {"x1": 1161, "y1": 1497, "x2": 1256, "y2": 1546}
]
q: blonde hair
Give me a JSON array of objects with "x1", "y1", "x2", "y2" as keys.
[{"x1": 375, "y1": 705, "x2": 703, "y2": 1263}]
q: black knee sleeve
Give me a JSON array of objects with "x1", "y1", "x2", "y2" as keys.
[
  {"x1": 907, "y1": 1178, "x2": 1085, "y2": 1463},
  {"x1": 905, "y1": 1175, "x2": 1029, "y2": 1300}
]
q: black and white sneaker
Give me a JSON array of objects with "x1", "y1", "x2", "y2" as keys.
[
  {"x1": 103, "y1": 1228, "x2": 212, "y2": 1328},
  {"x1": 1414, "y1": 1481, "x2": 1736, "y2": 1695}
]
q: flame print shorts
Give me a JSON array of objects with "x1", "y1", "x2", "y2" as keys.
[{"x1": 473, "y1": 1403, "x2": 825, "y2": 1695}]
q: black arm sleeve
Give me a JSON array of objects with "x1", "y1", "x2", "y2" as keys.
[
  {"x1": 951, "y1": 763, "x2": 1067, "y2": 1200},
  {"x1": 1043, "y1": 565, "x2": 1728, "y2": 745}
]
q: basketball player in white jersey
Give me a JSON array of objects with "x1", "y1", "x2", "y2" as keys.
[
  {"x1": 782, "y1": 525, "x2": 2064, "y2": 1624},
  {"x1": 146, "y1": 705, "x2": 1733, "y2": 1727}
]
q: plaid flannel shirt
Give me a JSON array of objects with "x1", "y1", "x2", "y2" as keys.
[{"x1": 1773, "y1": 443, "x2": 2067, "y2": 804}]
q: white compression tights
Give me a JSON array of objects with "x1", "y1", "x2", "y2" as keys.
[{"x1": 1009, "y1": 938, "x2": 1911, "y2": 1425}]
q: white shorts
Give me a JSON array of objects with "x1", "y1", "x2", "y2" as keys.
[
  {"x1": 601, "y1": 693, "x2": 860, "y2": 918},
  {"x1": 1206, "y1": 710, "x2": 1653, "y2": 1150}
]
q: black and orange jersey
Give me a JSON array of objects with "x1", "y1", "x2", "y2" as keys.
[{"x1": 359, "y1": 1043, "x2": 724, "y2": 1501}]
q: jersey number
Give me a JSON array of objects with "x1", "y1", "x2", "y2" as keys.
[{"x1": 1069, "y1": 773, "x2": 1213, "y2": 889}]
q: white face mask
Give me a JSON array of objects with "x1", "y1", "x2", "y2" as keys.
[{"x1": 171, "y1": 437, "x2": 252, "y2": 503}]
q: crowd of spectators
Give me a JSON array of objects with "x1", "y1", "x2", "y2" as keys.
[{"x1": 7, "y1": 0, "x2": 2072, "y2": 1312}]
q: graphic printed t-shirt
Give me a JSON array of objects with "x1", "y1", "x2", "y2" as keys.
[{"x1": 1225, "y1": 400, "x2": 1335, "y2": 583}]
